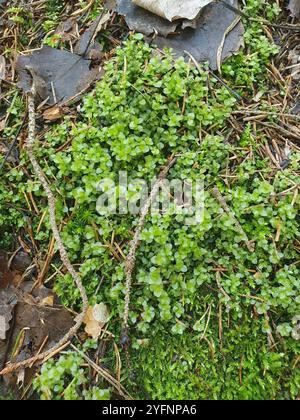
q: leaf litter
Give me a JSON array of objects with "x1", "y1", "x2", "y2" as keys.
[
  {"x1": 0, "y1": 252, "x2": 75, "y2": 394},
  {"x1": 16, "y1": 12, "x2": 111, "y2": 106},
  {"x1": 287, "y1": 0, "x2": 300, "y2": 18},
  {"x1": 107, "y1": 0, "x2": 244, "y2": 70},
  {"x1": 84, "y1": 303, "x2": 110, "y2": 339}
]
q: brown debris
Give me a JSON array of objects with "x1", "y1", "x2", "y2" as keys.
[
  {"x1": 287, "y1": 0, "x2": 300, "y2": 18},
  {"x1": 15, "y1": 13, "x2": 111, "y2": 106},
  {"x1": 108, "y1": 0, "x2": 244, "y2": 70},
  {"x1": 0, "y1": 250, "x2": 75, "y2": 393},
  {"x1": 16, "y1": 46, "x2": 103, "y2": 105},
  {"x1": 106, "y1": 0, "x2": 178, "y2": 37},
  {"x1": 153, "y1": 0, "x2": 244, "y2": 71}
]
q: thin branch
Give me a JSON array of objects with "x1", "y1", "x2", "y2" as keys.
[
  {"x1": 0, "y1": 90, "x2": 88, "y2": 376},
  {"x1": 70, "y1": 344, "x2": 132, "y2": 400},
  {"x1": 121, "y1": 157, "x2": 177, "y2": 340}
]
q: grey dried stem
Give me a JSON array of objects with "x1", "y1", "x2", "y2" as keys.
[
  {"x1": 0, "y1": 89, "x2": 89, "y2": 376},
  {"x1": 122, "y1": 157, "x2": 177, "y2": 333}
]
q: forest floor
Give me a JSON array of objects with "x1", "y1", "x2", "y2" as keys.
[{"x1": 0, "y1": 0, "x2": 299, "y2": 400}]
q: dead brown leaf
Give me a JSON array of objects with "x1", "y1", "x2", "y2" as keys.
[
  {"x1": 43, "y1": 106, "x2": 64, "y2": 121},
  {"x1": 83, "y1": 303, "x2": 109, "y2": 339}
]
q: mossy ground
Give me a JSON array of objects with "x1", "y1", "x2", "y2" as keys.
[{"x1": 0, "y1": 0, "x2": 299, "y2": 400}]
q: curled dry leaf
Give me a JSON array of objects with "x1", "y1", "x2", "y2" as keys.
[
  {"x1": 154, "y1": 0, "x2": 244, "y2": 71},
  {"x1": 108, "y1": 0, "x2": 244, "y2": 69},
  {"x1": 132, "y1": 0, "x2": 213, "y2": 21},
  {"x1": 84, "y1": 303, "x2": 109, "y2": 339}
]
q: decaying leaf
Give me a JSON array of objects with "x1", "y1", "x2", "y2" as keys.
[
  {"x1": 287, "y1": 0, "x2": 300, "y2": 18},
  {"x1": 74, "y1": 11, "x2": 111, "y2": 56},
  {"x1": 133, "y1": 0, "x2": 213, "y2": 21},
  {"x1": 0, "y1": 54, "x2": 5, "y2": 80},
  {"x1": 16, "y1": 46, "x2": 103, "y2": 105},
  {"x1": 0, "y1": 251, "x2": 32, "y2": 289},
  {"x1": 0, "y1": 282, "x2": 74, "y2": 387},
  {"x1": 106, "y1": 0, "x2": 178, "y2": 37},
  {"x1": 15, "y1": 14, "x2": 110, "y2": 106},
  {"x1": 54, "y1": 18, "x2": 78, "y2": 43},
  {"x1": 0, "y1": 288, "x2": 17, "y2": 340},
  {"x1": 84, "y1": 303, "x2": 109, "y2": 339},
  {"x1": 154, "y1": 0, "x2": 244, "y2": 71},
  {"x1": 109, "y1": 0, "x2": 244, "y2": 69},
  {"x1": 43, "y1": 106, "x2": 64, "y2": 121}
]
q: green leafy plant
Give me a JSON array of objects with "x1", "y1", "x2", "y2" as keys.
[
  {"x1": 1, "y1": 0, "x2": 299, "y2": 401},
  {"x1": 33, "y1": 341, "x2": 110, "y2": 400}
]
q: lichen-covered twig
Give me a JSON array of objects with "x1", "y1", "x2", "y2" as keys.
[
  {"x1": 212, "y1": 187, "x2": 255, "y2": 253},
  {"x1": 121, "y1": 157, "x2": 176, "y2": 342},
  {"x1": 0, "y1": 90, "x2": 89, "y2": 376}
]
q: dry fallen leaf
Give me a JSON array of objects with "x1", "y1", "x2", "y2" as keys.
[
  {"x1": 0, "y1": 54, "x2": 5, "y2": 81},
  {"x1": 109, "y1": 0, "x2": 244, "y2": 69},
  {"x1": 93, "y1": 302, "x2": 110, "y2": 324},
  {"x1": 106, "y1": 0, "x2": 178, "y2": 37},
  {"x1": 43, "y1": 106, "x2": 64, "y2": 121},
  {"x1": 16, "y1": 46, "x2": 103, "y2": 105},
  {"x1": 0, "y1": 289, "x2": 17, "y2": 340},
  {"x1": 39, "y1": 295, "x2": 54, "y2": 307},
  {"x1": 74, "y1": 11, "x2": 111, "y2": 56},
  {"x1": 154, "y1": 0, "x2": 244, "y2": 71},
  {"x1": 287, "y1": 0, "x2": 300, "y2": 17},
  {"x1": 84, "y1": 303, "x2": 109, "y2": 339},
  {"x1": 15, "y1": 14, "x2": 110, "y2": 106},
  {"x1": 133, "y1": 0, "x2": 213, "y2": 21}
]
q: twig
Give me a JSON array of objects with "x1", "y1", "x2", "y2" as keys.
[
  {"x1": 212, "y1": 187, "x2": 255, "y2": 253},
  {"x1": 0, "y1": 89, "x2": 88, "y2": 376},
  {"x1": 121, "y1": 157, "x2": 177, "y2": 342},
  {"x1": 70, "y1": 344, "x2": 132, "y2": 400},
  {"x1": 217, "y1": 15, "x2": 241, "y2": 74},
  {"x1": 0, "y1": 112, "x2": 28, "y2": 173},
  {"x1": 216, "y1": 271, "x2": 232, "y2": 301},
  {"x1": 184, "y1": 50, "x2": 243, "y2": 102}
]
